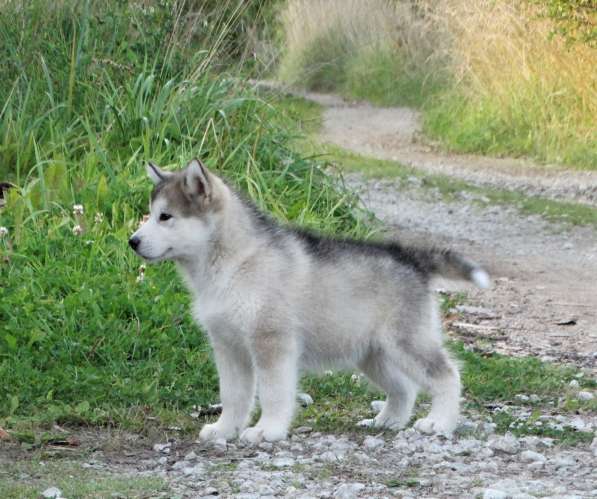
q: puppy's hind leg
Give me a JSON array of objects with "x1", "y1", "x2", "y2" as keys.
[
  {"x1": 358, "y1": 351, "x2": 418, "y2": 430},
  {"x1": 397, "y1": 342, "x2": 461, "y2": 436}
]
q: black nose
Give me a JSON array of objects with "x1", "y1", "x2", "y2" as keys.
[{"x1": 129, "y1": 236, "x2": 140, "y2": 251}]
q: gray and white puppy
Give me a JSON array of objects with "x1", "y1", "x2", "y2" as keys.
[{"x1": 129, "y1": 159, "x2": 490, "y2": 443}]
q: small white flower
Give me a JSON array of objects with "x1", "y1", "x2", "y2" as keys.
[
  {"x1": 72, "y1": 225, "x2": 83, "y2": 236},
  {"x1": 138, "y1": 264, "x2": 146, "y2": 274},
  {"x1": 324, "y1": 370, "x2": 333, "y2": 376},
  {"x1": 0, "y1": 226, "x2": 8, "y2": 237},
  {"x1": 94, "y1": 212, "x2": 104, "y2": 224},
  {"x1": 73, "y1": 204, "x2": 84, "y2": 216},
  {"x1": 136, "y1": 273, "x2": 145, "y2": 283},
  {"x1": 351, "y1": 374, "x2": 361, "y2": 384}
]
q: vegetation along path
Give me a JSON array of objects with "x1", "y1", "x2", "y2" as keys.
[{"x1": 258, "y1": 82, "x2": 597, "y2": 372}]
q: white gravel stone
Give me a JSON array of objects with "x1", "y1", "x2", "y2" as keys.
[
  {"x1": 333, "y1": 483, "x2": 365, "y2": 499},
  {"x1": 528, "y1": 461, "x2": 545, "y2": 472},
  {"x1": 213, "y1": 438, "x2": 227, "y2": 451},
  {"x1": 520, "y1": 450, "x2": 546, "y2": 463},
  {"x1": 42, "y1": 487, "x2": 63, "y2": 499},
  {"x1": 183, "y1": 464, "x2": 204, "y2": 476},
  {"x1": 297, "y1": 392, "x2": 314, "y2": 406},
  {"x1": 483, "y1": 489, "x2": 508, "y2": 499},
  {"x1": 362, "y1": 436, "x2": 384, "y2": 450},
  {"x1": 568, "y1": 379, "x2": 580, "y2": 389},
  {"x1": 272, "y1": 457, "x2": 294, "y2": 468},
  {"x1": 172, "y1": 460, "x2": 188, "y2": 470},
  {"x1": 577, "y1": 391, "x2": 593, "y2": 401},
  {"x1": 153, "y1": 442, "x2": 171, "y2": 453},
  {"x1": 184, "y1": 451, "x2": 198, "y2": 461},
  {"x1": 488, "y1": 432, "x2": 521, "y2": 454}
]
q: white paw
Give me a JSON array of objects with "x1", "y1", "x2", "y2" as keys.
[
  {"x1": 414, "y1": 417, "x2": 455, "y2": 436},
  {"x1": 241, "y1": 425, "x2": 287, "y2": 444},
  {"x1": 240, "y1": 426, "x2": 264, "y2": 445},
  {"x1": 358, "y1": 415, "x2": 407, "y2": 431},
  {"x1": 199, "y1": 422, "x2": 235, "y2": 442}
]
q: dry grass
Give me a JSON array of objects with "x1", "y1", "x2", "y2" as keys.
[
  {"x1": 277, "y1": 0, "x2": 443, "y2": 97},
  {"x1": 427, "y1": 0, "x2": 597, "y2": 167},
  {"x1": 276, "y1": 0, "x2": 597, "y2": 168}
]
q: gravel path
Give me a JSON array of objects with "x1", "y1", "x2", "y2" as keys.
[
  {"x1": 24, "y1": 406, "x2": 596, "y2": 499},
  {"x1": 296, "y1": 88, "x2": 597, "y2": 206}
]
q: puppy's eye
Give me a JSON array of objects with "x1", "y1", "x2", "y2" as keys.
[{"x1": 159, "y1": 213, "x2": 172, "y2": 221}]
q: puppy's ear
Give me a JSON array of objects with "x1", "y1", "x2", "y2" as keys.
[
  {"x1": 183, "y1": 159, "x2": 211, "y2": 199},
  {"x1": 146, "y1": 162, "x2": 172, "y2": 185}
]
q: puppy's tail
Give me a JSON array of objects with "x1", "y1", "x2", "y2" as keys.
[{"x1": 417, "y1": 247, "x2": 490, "y2": 289}]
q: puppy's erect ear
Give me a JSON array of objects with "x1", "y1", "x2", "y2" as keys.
[
  {"x1": 146, "y1": 162, "x2": 172, "y2": 185},
  {"x1": 183, "y1": 159, "x2": 211, "y2": 199}
]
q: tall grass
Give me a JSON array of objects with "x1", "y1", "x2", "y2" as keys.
[
  {"x1": 0, "y1": 0, "x2": 365, "y2": 426},
  {"x1": 276, "y1": 0, "x2": 597, "y2": 169},
  {"x1": 424, "y1": 0, "x2": 597, "y2": 168},
  {"x1": 277, "y1": 0, "x2": 446, "y2": 106}
]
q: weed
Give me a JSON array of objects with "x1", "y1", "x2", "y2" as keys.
[{"x1": 0, "y1": 460, "x2": 167, "y2": 499}]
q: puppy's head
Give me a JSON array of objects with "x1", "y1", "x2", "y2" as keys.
[{"x1": 129, "y1": 159, "x2": 225, "y2": 262}]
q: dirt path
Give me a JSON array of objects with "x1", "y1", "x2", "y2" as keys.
[
  {"x1": 300, "y1": 90, "x2": 597, "y2": 206},
  {"x1": 269, "y1": 84, "x2": 597, "y2": 370}
]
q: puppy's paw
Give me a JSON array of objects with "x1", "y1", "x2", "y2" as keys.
[
  {"x1": 240, "y1": 426, "x2": 264, "y2": 445},
  {"x1": 357, "y1": 415, "x2": 407, "y2": 431},
  {"x1": 241, "y1": 424, "x2": 287, "y2": 444},
  {"x1": 199, "y1": 422, "x2": 235, "y2": 442},
  {"x1": 414, "y1": 417, "x2": 455, "y2": 437}
]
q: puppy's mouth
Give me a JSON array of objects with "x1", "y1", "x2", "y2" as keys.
[{"x1": 139, "y1": 247, "x2": 174, "y2": 262}]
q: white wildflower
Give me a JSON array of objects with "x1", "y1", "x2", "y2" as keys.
[
  {"x1": 94, "y1": 212, "x2": 104, "y2": 224},
  {"x1": 73, "y1": 204, "x2": 84, "y2": 216},
  {"x1": 0, "y1": 226, "x2": 8, "y2": 238},
  {"x1": 324, "y1": 370, "x2": 333, "y2": 376},
  {"x1": 136, "y1": 264, "x2": 146, "y2": 283},
  {"x1": 351, "y1": 373, "x2": 361, "y2": 384},
  {"x1": 72, "y1": 225, "x2": 83, "y2": 236}
]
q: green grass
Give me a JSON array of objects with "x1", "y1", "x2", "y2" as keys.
[
  {"x1": 423, "y1": 92, "x2": 597, "y2": 171},
  {"x1": 0, "y1": 0, "x2": 367, "y2": 429},
  {"x1": 292, "y1": 339, "x2": 595, "y2": 444},
  {"x1": 0, "y1": 460, "x2": 168, "y2": 499}
]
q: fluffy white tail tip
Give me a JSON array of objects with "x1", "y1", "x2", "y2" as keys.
[{"x1": 471, "y1": 269, "x2": 491, "y2": 289}]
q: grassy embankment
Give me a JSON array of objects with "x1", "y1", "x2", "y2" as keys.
[
  {"x1": 0, "y1": 0, "x2": 594, "y2": 456},
  {"x1": 276, "y1": 0, "x2": 597, "y2": 169}
]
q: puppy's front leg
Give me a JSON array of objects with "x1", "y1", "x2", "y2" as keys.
[
  {"x1": 199, "y1": 338, "x2": 255, "y2": 441},
  {"x1": 241, "y1": 330, "x2": 297, "y2": 443}
]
